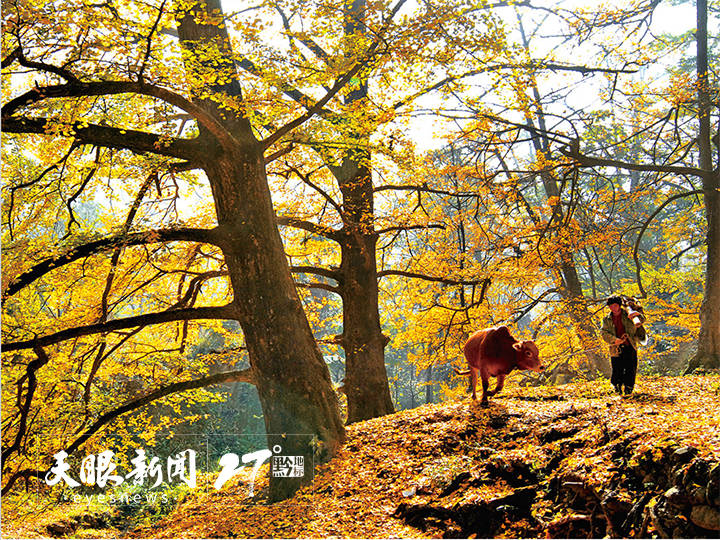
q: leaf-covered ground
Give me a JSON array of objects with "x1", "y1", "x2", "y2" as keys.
[
  {"x1": 4, "y1": 374, "x2": 719, "y2": 538},
  {"x1": 131, "y1": 374, "x2": 720, "y2": 539}
]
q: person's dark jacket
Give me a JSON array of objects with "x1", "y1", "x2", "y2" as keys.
[{"x1": 601, "y1": 308, "x2": 641, "y2": 356}]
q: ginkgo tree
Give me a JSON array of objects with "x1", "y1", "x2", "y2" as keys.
[
  {"x1": 1, "y1": 0, "x2": 423, "y2": 500},
  {"x1": 422, "y1": 0, "x2": 719, "y2": 378},
  {"x1": 559, "y1": 0, "x2": 720, "y2": 371},
  {"x1": 255, "y1": 0, "x2": 511, "y2": 422}
]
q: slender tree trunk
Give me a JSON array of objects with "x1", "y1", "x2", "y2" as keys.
[
  {"x1": 688, "y1": 0, "x2": 720, "y2": 371},
  {"x1": 425, "y1": 365, "x2": 433, "y2": 404},
  {"x1": 515, "y1": 14, "x2": 608, "y2": 378},
  {"x1": 534, "y1": 166, "x2": 608, "y2": 376},
  {"x1": 543, "y1": 171, "x2": 607, "y2": 376},
  {"x1": 556, "y1": 254, "x2": 611, "y2": 376},
  {"x1": 177, "y1": 0, "x2": 345, "y2": 501}
]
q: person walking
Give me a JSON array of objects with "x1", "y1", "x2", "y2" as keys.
[{"x1": 600, "y1": 295, "x2": 643, "y2": 395}]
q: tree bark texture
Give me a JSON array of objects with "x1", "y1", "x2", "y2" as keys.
[
  {"x1": 177, "y1": 0, "x2": 345, "y2": 500},
  {"x1": 334, "y1": 155, "x2": 395, "y2": 423},
  {"x1": 688, "y1": 0, "x2": 720, "y2": 371},
  {"x1": 324, "y1": 0, "x2": 395, "y2": 424}
]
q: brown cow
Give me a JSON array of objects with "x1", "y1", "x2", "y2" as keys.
[{"x1": 454, "y1": 326, "x2": 544, "y2": 406}]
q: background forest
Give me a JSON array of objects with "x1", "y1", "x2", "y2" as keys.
[{"x1": 1, "y1": 0, "x2": 719, "y2": 528}]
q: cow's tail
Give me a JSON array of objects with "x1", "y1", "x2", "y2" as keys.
[{"x1": 453, "y1": 366, "x2": 471, "y2": 376}]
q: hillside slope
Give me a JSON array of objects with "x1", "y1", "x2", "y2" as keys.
[{"x1": 132, "y1": 375, "x2": 720, "y2": 539}]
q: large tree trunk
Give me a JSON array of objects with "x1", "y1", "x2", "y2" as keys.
[
  {"x1": 425, "y1": 365, "x2": 434, "y2": 404},
  {"x1": 208, "y1": 154, "x2": 345, "y2": 500},
  {"x1": 323, "y1": 0, "x2": 394, "y2": 424},
  {"x1": 334, "y1": 156, "x2": 394, "y2": 423},
  {"x1": 177, "y1": 0, "x2": 345, "y2": 501},
  {"x1": 688, "y1": 0, "x2": 720, "y2": 371}
]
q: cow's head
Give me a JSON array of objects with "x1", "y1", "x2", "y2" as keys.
[{"x1": 512, "y1": 341, "x2": 544, "y2": 372}]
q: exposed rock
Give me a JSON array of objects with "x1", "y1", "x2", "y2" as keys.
[
  {"x1": 395, "y1": 487, "x2": 537, "y2": 537},
  {"x1": 439, "y1": 471, "x2": 472, "y2": 497},
  {"x1": 672, "y1": 446, "x2": 699, "y2": 465},
  {"x1": 647, "y1": 499, "x2": 684, "y2": 538},
  {"x1": 473, "y1": 446, "x2": 497, "y2": 458},
  {"x1": 664, "y1": 486, "x2": 688, "y2": 507},
  {"x1": 689, "y1": 484, "x2": 709, "y2": 505},
  {"x1": 621, "y1": 492, "x2": 652, "y2": 534},
  {"x1": 707, "y1": 464, "x2": 720, "y2": 506},
  {"x1": 600, "y1": 490, "x2": 632, "y2": 534},
  {"x1": 80, "y1": 512, "x2": 110, "y2": 528},
  {"x1": 46, "y1": 519, "x2": 77, "y2": 537},
  {"x1": 485, "y1": 455, "x2": 538, "y2": 487},
  {"x1": 546, "y1": 514, "x2": 592, "y2": 538},
  {"x1": 393, "y1": 503, "x2": 453, "y2": 532},
  {"x1": 690, "y1": 505, "x2": 720, "y2": 531},
  {"x1": 487, "y1": 486, "x2": 537, "y2": 511}
]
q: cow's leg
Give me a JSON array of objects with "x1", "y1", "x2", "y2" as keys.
[
  {"x1": 480, "y1": 375, "x2": 490, "y2": 407},
  {"x1": 487, "y1": 374, "x2": 506, "y2": 397},
  {"x1": 470, "y1": 368, "x2": 478, "y2": 400}
]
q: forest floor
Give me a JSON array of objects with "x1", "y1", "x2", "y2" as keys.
[{"x1": 3, "y1": 374, "x2": 720, "y2": 539}]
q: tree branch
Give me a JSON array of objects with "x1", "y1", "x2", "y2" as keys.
[
  {"x1": 2, "y1": 304, "x2": 236, "y2": 352},
  {"x1": 276, "y1": 216, "x2": 340, "y2": 241},
  {"x1": 0, "y1": 367, "x2": 254, "y2": 496},
  {"x1": 2, "y1": 80, "x2": 237, "y2": 149},
  {"x1": 633, "y1": 190, "x2": 703, "y2": 297},
  {"x1": 376, "y1": 224, "x2": 445, "y2": 235},
  {"x1": 561, "y1": 146, "x2": 708, "y2": 178},
  {"x1": 260, "y1": 0, "x2": 409, "y2": 148},
  {"x1": 287, "y1": 165, "x2": 344, "y2": 217},
  {"x1": 4, "y1": 227, "x2": 221, "y2": 299},
  {"x1": 295, "y1": 281, "x2": 341, "y2": 295},
  {"x1": 377, "y1": 270, "x2": 490, "y2": 288},
  {"x1": 1, "y1": 116, "x2": 201, "y2": 160},
  {"x1": 65, "y1": 368, "x2": 254, "y2": 457},
  {"x1": 393, "y1": 61, "x2": 638, "y2": 111},
  {"x1": 5, "y1": 46, "x2": 79, "y2": 82},
  {"x1": 1, "y1": 345, "x2": 50, "y2": 468},
  {"x1": 290, "y1": 265, "x2": 341, "y2": 282},
  {"x1": 374, "y1": 183, "x2": 481, "y2": 198}
]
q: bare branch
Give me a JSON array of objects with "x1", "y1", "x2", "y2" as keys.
[
  {"x1": 376, "y1": 224, "x2": 445, "y2": 235},
  {"x1": 290, "y1": 265, "x2": 341, "y2": 282},
  {"x1": 295, "y1": 281, "x2": 341, "y2": 295},
  {"x1": 287, "y1": 165, "x2": 344, "y2": 216},
  {"x1": 1, "y1": 345, "x2": 50, "y2": 467},
  {"x1": 633, "y1": 190, "x2": 703, "y2": 297},
  {"x1": 562, "y1": 147, "x2": 708, "y2": 179},
  {"x1": 378, "y1": 269, "x2": 490, "y2": 289},
  {"x1": 100, "y1": 172, "x2": 158, "y2": 321}
]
